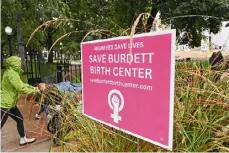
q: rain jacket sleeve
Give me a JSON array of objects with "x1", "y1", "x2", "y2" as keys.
[{"x1": 9, "y1": 70, "x2": 40, "y2": 94}]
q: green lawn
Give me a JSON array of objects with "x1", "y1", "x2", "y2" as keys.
[
  {"x1": 176, "y1": 59, "x2": 210, "y2": 69},
  {"x1": 53, "y1": 59, "x2": 81, "y2": 63}
]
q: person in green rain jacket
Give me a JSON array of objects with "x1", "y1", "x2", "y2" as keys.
[{"x1": 1, "y1": 56, "x2": 40, "y2": 145}]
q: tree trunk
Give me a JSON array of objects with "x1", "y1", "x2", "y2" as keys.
[
  {"x1": 17, "y1": 12, "x2": 26, "y2": 70},
  {"x1": 146, "y1": 0, "x2": 159, "y2": 32},
  {"x1": 209, "y1": 29, "x2": 212, "y2": 50},
  {"x1": 47, "y1": 27, "x2": 53, "y2": 63},
  {"x1": 1, "y1": 45, "x2": 4, "y2": 68}
]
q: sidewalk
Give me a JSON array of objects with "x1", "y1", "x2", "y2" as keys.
[
  {"x1": 1, "y1": 94, "x2": 53, "y2": 152},
  {"x1": 176, "y1": 50, "x2": 229, "y2": 60}
]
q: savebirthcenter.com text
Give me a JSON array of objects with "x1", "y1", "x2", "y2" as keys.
[{"x1": 90, "y1": 78, "x2": 153, "y2": 91}]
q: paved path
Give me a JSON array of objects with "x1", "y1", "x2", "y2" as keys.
[
  {"x1": 176, "y1": 50, "x2": 229, "y2": 60},
  {"x1": 1, "y1": 95, "x2": 55, "y2": 152}
]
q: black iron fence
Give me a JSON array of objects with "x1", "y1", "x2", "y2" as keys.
[
  {"x1": 25, "y1": 47, "x2": 41, "y2": 86},
  {"x1": 56, "y1": 60, "x2": 81, "y2": 83},
  {"x1": 25, "y1": 47, "x2": 81, "y2": 86}
]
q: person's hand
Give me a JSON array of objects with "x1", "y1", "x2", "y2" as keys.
[
  {"x1": 37, "y1": 83, "x2": 47, "y2": 92},
  {"x1": 34, "y1": 87, "x2": 40, "y2": 94}
]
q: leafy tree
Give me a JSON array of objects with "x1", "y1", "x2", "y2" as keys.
[
  {"x1": 2, "y1": 0, "x2": 228, "y2": 61},
  {"x1": 1, "y1": 0, "x2": 70, "y2": 62},
  {"x1": 146, "y1": 0, "x2": 229, "y2": 47}
]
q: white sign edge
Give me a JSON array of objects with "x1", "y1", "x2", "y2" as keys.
[{"x1": 80, "y1": 30, "x2": 176, "y2": 151}]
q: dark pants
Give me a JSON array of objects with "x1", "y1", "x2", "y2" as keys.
[
  {"x1": 35, "y1": 93, "x2": 48, "y2": 116},
  {"x1": 1, "y1": 106, "x2": 25, "y2": 137},
  {"x1": 38, "y1": 104, "x2": 47, "y2": 115}
]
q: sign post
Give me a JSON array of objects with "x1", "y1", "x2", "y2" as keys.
[{"x1": 81, "y1": 30, "x2": 176, "y2": 150}]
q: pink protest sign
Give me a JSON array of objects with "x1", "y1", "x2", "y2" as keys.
[{"x1": 81, "y1": 30, "x2": 176, "y2": 150}]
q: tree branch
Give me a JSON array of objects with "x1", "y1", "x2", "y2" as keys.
[{"x1": 146, "y1": 0, "x2": 159, "y2": 32}]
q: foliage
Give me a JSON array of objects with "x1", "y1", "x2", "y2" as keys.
[
  {"x1": 2, "y1": 0, "x2": 229, "y2": 58},
  {"x1": 38, "y1": 60, "x2": 229, "y2": 152},
  {"x1": 1, "y1": 0, "x2": 70, "y2": 61},
  {"x1": 155, "y1": 0, "x2": 229, "y2": 47},
  {"x1": 4, "y1": 0, "x2": 228, "y2": 151}
]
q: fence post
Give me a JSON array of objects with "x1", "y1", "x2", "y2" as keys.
[
  {"x1": 79, "y1": 64, "x2": 81, "y2": 82},
  {"x1": 70, "y1": 61, "x2": 73, "y2": 82},
  {"x1": 38, "y1": 48, "x2": 41, "y2": 80},
  {"x1": 25, "y1": 48, "x2": 29, "y2": 81},
  {"x1": 29, "y1": 49, "x2": 34, "y2": 85},
  {"x1": 34, "y1": 49, "x2": 38, "y2": 80},
  {"x1": 57, "y1": 61, "x2": 62, "y2": 83}
]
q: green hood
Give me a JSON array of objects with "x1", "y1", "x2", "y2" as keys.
[
  {"x1": 1, "y1": 56, "x2": 40, "y2": 109},
  {"x1": 6, "y1": 56, "x2": 24, "y2": 74}
]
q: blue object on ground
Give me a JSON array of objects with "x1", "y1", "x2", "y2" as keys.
[{"x1": 55, "y1": 81, "x2": 82, "y2": 92}]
